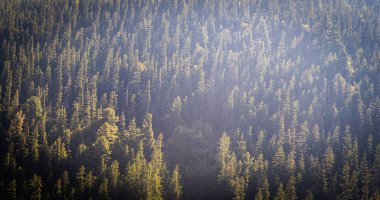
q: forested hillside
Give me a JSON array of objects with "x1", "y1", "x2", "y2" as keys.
[{"x1": 0, "y1": 0, "x2": 380, "y2": 199}]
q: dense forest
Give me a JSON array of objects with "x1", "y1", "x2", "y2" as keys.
[{"x1": 0, "y1": 0, "x2": 380, "y2": 199}]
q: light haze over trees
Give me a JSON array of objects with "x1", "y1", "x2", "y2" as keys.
[{"x1": 0, "y1": 0, "x2": 380, "y2": 199}]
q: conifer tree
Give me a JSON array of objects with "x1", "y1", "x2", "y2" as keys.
[
  {"x1": 286, "y1": 176, "x2": 297, "y2": 200},
  {"x1": 126, "y1": 141, "x2": 147, "y2": 200},
  {"x1": 373, "y1": 144, "x2": 380, "y2": 187},
  {"x1": 61, "y1": 170, "x2": 70, "y2": 195},
  {"x1": 84, "y1": 170, "x2": 95, "y2": 193},
  {"x1": 99, "y1": 178, "x2": 111, "y2": 200},
  {"x1": 109, "y1": 160, "x2": 120, "y2": 190},
  {"x1": 274, "y1": 183, "x2": 286, "y2": 200},
  {"x1": 305, "y1": 189, "x2": 314, "y2": 200},
  {"x1": 29, "y1": 174, "x2": 42, "y2": 200},
  {"x1": 55, "y1": 178, "x2": 62, "y2": 197},
  {"x1": 272, "y1": 145, "x2": 286, "y2": 177},
  {"x1": 338, "y1": 162, "x2": 353, "y2": 200},
  {"x1": 76, "y1": 165, "x2": 86, "y2": 196},
  {"x1": 261, "y1": 176, "x2": 270, "y2": 200},
  {"x1": 7, "y1": 179, "x2": 16, "y2": 199},
  {"x1": 255, "y1": 188, "x2": 264, "y2": 200},
  {"x1": 168, "y1": 164, "x2": 182, "y2": 200}
]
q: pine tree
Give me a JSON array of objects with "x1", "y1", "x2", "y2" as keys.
[
  {"x1": 55, "y1": 178, "x2": 62, "y2": 197},
  {"x1": 296, "y1": 121, "x2": 309, "y2": 150},
  {"x1": 126, "y1": 141, "x2": 147, "y2": 200},
  {"x1": 286, "y1": 176, "x2": 297, "y2": 200},
  {"x1": 168, "y1": 164, "x2": 182, "y2": 200},
  {"x1": 142, "y1": 113, "x2": 155, "y2": 155},
  {"x1": 274, "y1": 183, "x2": 286, "y2": 200},
  {"x1": 70, "y1": 101, "x2": 81, "y2": 131},
  {"x1": 61, "y1": 170, "x2": 70, "y2": 195},
  {"x1": 23, "y1": 96, "x2": 43, "y2": 122},
  {"x1": 170, "y1": 96, "x2": 182, "y2": 114},
  {"x1": 255, "y1": 130, "x2": 265, "y2": 155},
  {"x1": 29, "y1": 174, "x2": 42, "y2": 200},
  {"x1": 10, "y1": 89, "x2": 19, "y2": 112},
  {"x1": 312, "y1": 124, "x2": 320, "y2": 147},
  {"x1": 324, "y1": 146, "x2": 335, "y2": 173},
  {"x1": 359, "y1": 155, "x2": 370, "y2": 200},
  {"x1": 76, "y1": 165, "x2": 86, "y2": 196},
  {"x1": 255, "y1": 188, "x2": 264, "y2": 200},
  {"x1": 99, "y1": 156, "x2": 107, "y2": 178},
  {"x1": 286, "y1": 150, "x2": 296, "y2": 176},
  {"x1": 217, "y1": 132, "x2": 247, "y2": 199},
  {"x1": 2, "y1": 60, "x2": 12, "y2": 110},
  {"x1": 94, "y1": 136, "x2": 112, "y2": 163},
  {"x1": 7, "y1": 179, "x2": 16, "y2": 199},
  {"x1": 99, "y1": 178, "x2": 111, "y2": 200},
  {"x1": 231, "y1": 176, "x2": 246, "y2": 200},
  {"x1": 84, "y1": 170, "x2": 95, "y2": 192},
  {"x1": 109, "y1": 160, "x2": 120, "y2": 190},
  {"x1": 96, "y1": 115, "x2": 118, "y2": 146},
  {"x1": 342, "y1": 125, "x2": 354, "y2": 165},
  {"x1": 272, "y1": 145, "x2": 286, "y2": 177},
  {"x1": 258, "y1": 176, "x2": 270, "y2": 200},
  {"x1": 218, "y1": 132, "x2": 237, "y2": 182},
  {"x1": 149, "y1": 133, "x2": 165, "y2": 200},
  {"x1": 372, "y1": 190, "x2": 380, "y2": 200},
  {"x1": 260, "y1": 177, "x2": 270, "y2": 199},
  {"x1": 8, "y1": 111, "x2": 24, "y2": 145},
  {"x1": 51, "y1": 137, "x2": 68, "y2": 165},
  {"x1": 373, "y1": 143, "x2": 380, "y2": 187},
  {"x1": 338, "y1": 162, "x2": 353, "y2": 200},
  {"x1": 30, "y1": 126, "x2": 40, "y2": 161},
  {"x1": 305, "y1": 189, "x2": 314, "y2": 200}
]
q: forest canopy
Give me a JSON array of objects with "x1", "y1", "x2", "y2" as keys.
[{"x1": 0, "y1": 0, "x2": 380, "y2": 199}]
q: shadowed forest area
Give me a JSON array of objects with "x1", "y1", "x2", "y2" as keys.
[{"x1": 0, "y1": 0, "x2": 380, "y2": 199}]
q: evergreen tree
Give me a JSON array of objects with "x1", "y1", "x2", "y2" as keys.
[
  {"x1": 257, "y1": 176, "x2": 270, "y2": 200},
  {"x1": 55, "y1": 178, "x2": 62, "y2": 197},
  {"x1": 61, "y1": 170, "x2": 70, "y2": 195},
  {"x1": 7, "y1": 179, "x2": 16, "y2": 199},
  {"x1": 99, "y1": 178, "x2": 111, "y2": 200},
  {"x1": 109, "y1": 160, "x2": 120, "y2": 190},
  {"x1": 76, "y1": 165, "x2": 86, "y2": 196},
  {"x1": 286, "y1": 176, "x2": 297, "y2": 200},
  {"x1": 218, "y1": 132, "x2": 235, "y2": 182},
  {"x1": 373, "y1": 144, "x2": 380, "y2": 187},
  {"x1": 255, "y1": 188, "x2": 264, "y2": 200},
  {"x1": 272, "y1": 145, "x2": 286, "y2": 177},
  {"x1": 168, "y1": 164, "x2": 183, "y2": 200},
  {"x1": 126, "y1": 141, "x2": 147, "y2": 199},
  {"x1": 359, "y1": 155, "x2": 370, "y2": 200},
  {"x1": 338, "y1": 162, "x2": 353, "y2": 200},
  {"x1": 262, "y1": 177, "x2": 271, "y2": 200},
  {"x1": 84, "y1": 170, "x2": 95, "y2": 193},
  {"x1": 29, "y1": 174, "x2": 42, "y2": 200},
  {"x1": 274, "y1": 183, "x2": 286, "y2": 200},
  {"x1": 305, "y1": 189, "x2": 314, "y2": 200},
  {"x1": 0, "y1": 1, "x2": 378, "y2": 199}
]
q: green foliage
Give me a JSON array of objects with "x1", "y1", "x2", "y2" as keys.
[
  {"x1": 274, "y1": 183, "x2": 286, "y2": 200},
  {"x1": 29, "y1": 174, "x2": 42, "y2": 200},
  {"x1": 0, "y1": 0, "x2": 379, "y2": 199},
  {"x1": 286, "y1": 176, "x2": 297, "y2": 200},
  {"x1": 76, "y1": 165, "x2": 86, "y2": 195},
  {"x1": 168, "y1": 164, "x2": 183, "y2": 200},
  {"x1": 109, "y1": 160, "x2": 120, "y2": 190},
  {"x1": 99, "y1": 178, "x2": 111, "y2": 200},
  {"x1": 217, "y1": 133, "x2": 252, "y2": 200},
  {"x1": 7, "y1": 179, "x2": 16, "y2": 199}
]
